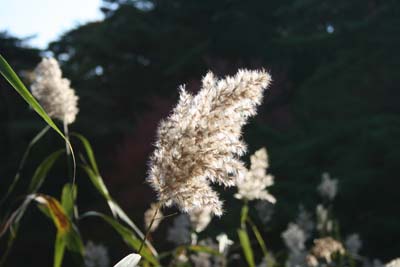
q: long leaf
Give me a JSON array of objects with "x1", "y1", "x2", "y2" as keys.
[
  {"x1": 81, "y1": 211, "x2": 159, "y2": 266},
  {"x1": 0, "y1": 54, "x2": 77, "y2": 190},
  {"x1": 61, "y1": 184, "x2": 77, "y2": 219},
  {"x1": 72, "y1": 133, "x2": 99, "y2": 174},
  {"x1": 237, "y1": 229, "x2": 255, "y2": 267},
  {"x1": 54, "y1": 233, "x2": 66, "y2": 267},
  {"x1": 76, "y1": 135, "x2": 157, "y2": 256},
  {"x1": 247, "y1": 217, "x2": 268, "y2": 257},
  {"x1": 0, "y1": 126, "x2": 50, "y2": 207},
  {"x1": 34, "y1": 194, "x2": 84, "y2": 266},
  {"x1": 28, "y1": 150, "x2": 64, "y2": 193}
]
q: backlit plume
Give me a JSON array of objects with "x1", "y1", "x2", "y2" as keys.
[
  {"x1": 147, "y1": 69, "x2": 271, "y2": 216},
  {"x1": 235, "y1": 147, "x2": 276, "y2": 202},
  {"x1": 31, "y1": 58, "x2": 79, "y2": 124}
]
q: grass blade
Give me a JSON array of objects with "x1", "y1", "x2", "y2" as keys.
[
  {"x1": 61, "y1": 183, "x2": 77, "y2": 219},
  {"x1": 75, "y1": 133, "x2": 157, "y2": 256},
  {"x1": 237, "y1": 229, "x2": 255, "y2": 267},
  {"x1": 0, "y1": 54, "x2": 77, "y2": 193},
  {"x1": 81, "y1": 211, "x2": 159, "y2": 266},
  {"x1": 28, "y1": 150, "x2": 64, "y2": 193},
  {"x1": 0, "y1": 126, "x2": 50, "y2": 207}
]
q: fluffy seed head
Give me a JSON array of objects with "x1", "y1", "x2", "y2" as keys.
[
  {"x1": 317, "y1": 172, "x2": 338, "y2": 200},
  {"x1": 189, "y1": 207, "x2": 213, "y2": 233},
  {"x1": 282, "y1": 223, "x2": 306, "y2": 253},
  {"x1": 309, "y1": 237, "x2": 345, "y2": 263},
  {"x1": 147, "y1": 69, "x2": 271, "y2": 216},
  {"x1": 31, "y1": 58, "x2": 79, "y2": 124},
  {"x1": 235, "y1": 147, "x2": 276, "y2": 202}
]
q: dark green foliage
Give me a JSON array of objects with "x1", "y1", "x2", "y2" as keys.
[{"x1": 1, "y1": 0, "x2": 400, "y2": 262}]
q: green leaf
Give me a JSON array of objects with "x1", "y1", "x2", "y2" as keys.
[
  {"x1": 0, "y1": 54, "x2": 76, "y2": 190},
  {"x1": 237, "y1": 229, "x2": 255, "y2": 267},
  {"x1": 247, "y1": 217, "x2": 268, "y2": 257},
  {"x1": 28, "y1": 150, "x2": 64, "y2": 193},
  {"x1": 0, "y1": 54, "x2": 64, "y2": 140},
  {"x1": 77, "y1": 139, "x2": 157, "y2": 256},
  {"x1": 241, "y1": 203, "x2": 249, "y2": 227},
  {"x1": 0, "y1": 126, "x2": 50, "y2": 207},
  {"x1": 72, "y1": 133, "x2": 99, "y2": 174},
  {"x1": 61, "y1": 183, "x2": 77, "y2": 219},
  {"x1": 80, "y1": 165, "x2": 110, "y2": 200},
  {"x1": 34, "y1": 194, "x2": 84, "y2": 265},
  {"x1": 81, "y1": 211, "x2": 159, "y2": 266},
  {"x1": 54, "y1": 233, "x2": 66, "y2": 267}
]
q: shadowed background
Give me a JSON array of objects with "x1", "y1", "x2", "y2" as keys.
[{"x1": 1, "y1": 0, "x2": 400, "y2": 266}]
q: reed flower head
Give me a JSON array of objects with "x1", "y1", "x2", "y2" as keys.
[
  {"x1": 317, "y1": 172, "x2": 338, "y2": 200},
  {"x1": 31, "y1": 58, "x2": 79, "y2": 124},
  {"x1": 144, "y1": 203, "x2": 163, "y2": 232},
  {"x1": 147, "y1": 69, "x2": 271, "y2": 216},
  {"x1": 235, "y1": 147, "x2": 276, "y2": 203},
  {"x1": 216, "y1": 233, "x2": 234, "y2": 254},
  {"x1": 296, "y1": 205, "x2": 314, "y2": 239},
  {"x1": 282, "y1": 223, "x2": 306, "y2": 253},
  {"x1": 345, "y1": 233, "x2": 362, "y2": 255},
  {"x1": 189, "y1": 207, "x2": 213, "y2": 232},
  {"x1": 309, "y1": 237, "x2": 345, "y2": 263},
  {"x1": 386, "y1": 259, "x2": 400, "y2": 267}
]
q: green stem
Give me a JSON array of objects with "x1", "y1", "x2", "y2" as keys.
[
  {"x1": 138, "y1": 202, "x2": 161, "y2": 254},
  {"x1": 246, "y1": 217, "x2": 268, "y2": 257}
]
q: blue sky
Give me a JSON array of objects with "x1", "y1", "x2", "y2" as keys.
[{"x1": 0, "y1": 0, "x2": 103, "y2": 49}]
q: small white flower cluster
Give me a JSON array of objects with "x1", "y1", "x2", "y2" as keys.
[
  {"x1": 345, "y1": 233, "x2": 362, "y2": 256},
  {"x1": 386, "y1": 259, "x2": 400, "y2": 267},
  {"x1": 282, "y1": 223, "x2": 306, "y2": 253},
  {"x1": 235, "y1": 147, "x2": 276, "y2": 203},
  {"x1": 31, "y1": 58, "x2": 79, "y2": 124},
  {"x1": 317, "y1": 172, "x2": 338, "y2": 200},
  {"x1": 189, "y1": 207, "x2": 213, "y2": 233},
  {"x1": 84, "y1": 241, "x2": 110, "y2": 267}
]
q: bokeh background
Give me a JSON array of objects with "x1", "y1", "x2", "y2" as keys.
[{"x1": 1, "y1": 0, "x2": 400, "y2": 266}]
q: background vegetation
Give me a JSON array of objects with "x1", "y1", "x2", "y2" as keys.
[{"x1": 1, "y1": 0, "x2": 399, "y2": 265}]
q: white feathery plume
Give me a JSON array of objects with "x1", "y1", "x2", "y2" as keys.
[
  {"x1": 309, "y1": 237, "x2": 345, "y2": 263},
  {"x1": 147, "y1": 69, "x2": 271, "y2": 216},
  {"x1": 282, "y1": 223, "x2": 306, "y2": 253},
  {"x1": 235, "y1": 147, "x2": 276, "y2": 203},
  {"x1": 317, "y1": 172, "x2": 338, "y2": 200},
  {"x1": 386, "y1": 259, "x2": 400, "y2": 267},
  {"x1": 189, "y1": 207, "x2": 213, "y2": 233},
  {"x1": 31, "y1": 57, "x2": 79, "y2": 125}
]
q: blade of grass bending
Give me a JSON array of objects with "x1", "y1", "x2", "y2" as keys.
[
  {"x1": 237, "y1": 229, "x2": 255, "y2": 267},
  {"x1": 0, "y1": 54, "x2": 77, "y2": 195},
  {"x1": 246, "y1": 217, "x2": 268, "y2": 257},
  {"x1": 81, "y1": 211, "x2": 159, "y2": 266},
  {"x1": 34, "y1": 194, "x2": 84, "y2": 266},
  {"x1": 0, "y1": 125, "x2": 50, "y2": 207},
  {"x1": 74, "y1": 134, "x2": 157, "y2": 256},
  {"x1": 61, "y1": 184, "x2": 77, "y2": 219},
  {"x1": 28, "y1": 150, "x2": 64, "y2": 193}
]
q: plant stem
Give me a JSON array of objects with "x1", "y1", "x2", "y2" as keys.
[{"x1": 138, "y1": 202, "x2": 161, "y2": 254}]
